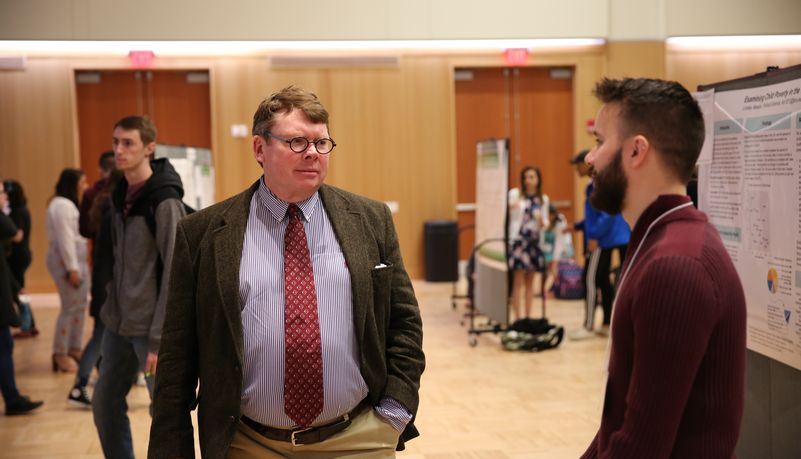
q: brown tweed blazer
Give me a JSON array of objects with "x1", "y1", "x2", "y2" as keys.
[{"x1": 148, "y1": 181, "x2": 424, "y2": 458}]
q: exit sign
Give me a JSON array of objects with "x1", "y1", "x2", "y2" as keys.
[
  {"x1": 503, "y1": 48, "x2": 528, "y2": 66},
  {"x1": 129, "y1": 50, "x2": 155, "y2": 68}
]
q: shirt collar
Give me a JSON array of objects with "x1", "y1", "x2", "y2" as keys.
[{"x1": 257, "y1": 177, "x2": 319, "y2": 222}]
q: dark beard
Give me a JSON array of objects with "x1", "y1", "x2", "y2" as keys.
[{"x1": 590, "y1": 147, "x2": 627, "y2": 215}]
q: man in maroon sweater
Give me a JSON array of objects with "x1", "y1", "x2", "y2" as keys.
[{"x1": 581, "y1": 78, "x2": 746, "y2": 458}]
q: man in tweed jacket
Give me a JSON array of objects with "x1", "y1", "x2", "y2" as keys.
[{"x1": 149, "y1": 86, "x2": 424, "y2": 458}]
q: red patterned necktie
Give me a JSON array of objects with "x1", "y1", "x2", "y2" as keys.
[{"x1": 283, "y1": 204, "x2": 324, "y2": 427}]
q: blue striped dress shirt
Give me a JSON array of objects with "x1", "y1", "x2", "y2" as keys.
[{"x1": 238, "y1": 179, "x2": 411, "y2": 431}]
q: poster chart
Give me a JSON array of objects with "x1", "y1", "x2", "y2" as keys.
[
  {"x1": 699, "y1": 77, "x2": 801, "y2": 370},
  {"x1": 473, "y1": 139, "x2": 509, "y2": 326},
  {"x1": 155, "y1": 144, "x2": 216, "y2": 210}
]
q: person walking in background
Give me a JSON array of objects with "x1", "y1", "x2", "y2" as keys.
[
  {"x1": 569, "y1": 150, "x2": 630, "y2": 340},
  {"x1": 580, "y1": 77, "x2": 745, "y2": 458},
  {"x1": 570, "y1": 150, "x2": 592, "y2": 296},
  {"x1": 68, "y1": 169, "x2": 123, "y2": 408},
  {"x1": 79, "y1": 151, "x2": 115, "y2": 238},
  {"x1": 68, "y1": 150, "x2": 116, "y2": 406},
  {"x1": 584, "y1": 208, "x2": 628, "y2": 338},
  {"x1": 0, "y1": 182, "x2": 44, "y2": 416},
  {"x1": 508, "y1": 165, "x2": 550, "y2": 320},
  {"x1": 540, "y1": 204, "x2": 572, "y2": 296},
  {"x1": 92, "y1": 116, "x2": 186, "y2": 459},
  {"x1": 46, "y1": 168, "x2": 90, "y2": 373},
  {"x1": 83, "y1": 153, "x2": 151, "y2": 389},
  {"x1": 3, "y1": 180, "x2": 37, "y2": 337}
]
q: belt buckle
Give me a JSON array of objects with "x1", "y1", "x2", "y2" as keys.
[
  {"x1": 290, "y1": 426, "x2": 313, "y2": 446},
  {"x1": 289, "y1": 413, "x2": 350, "y2": 446}
]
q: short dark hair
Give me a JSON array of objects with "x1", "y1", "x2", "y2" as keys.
[
  {"x1": 252, "y1": 85, "x2": 329, "y2": 136},
  {"x1": 113, "y1": 116, "x2": 157, "y2": 145},
  {"x1": 593, "y1": 77, "x2": 704, "y2": 183},
  {"x1": 99, "y1": 150, "x2": 115, "y2": 172},
  {"x1": 54, "y1": 168, "x2": 84, "y2": 207},
  {"x1": 570, "y1": 149, "x2": 589, "y2": 165}
]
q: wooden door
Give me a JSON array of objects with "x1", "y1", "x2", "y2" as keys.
[
  {"x1": 454, "y1": 68, "x2": 511, "y2": 260},
  {"x1": 75, "y1": 70, "x2": 211, "y2": 185},
  {"x1": 454, "y1": 66, "x2": 574, "y2": 260},
  {"x1": 75, "y1": 71, "x2": 141, "y2": 183},
  {"x1": 512, "y1": 67, "x2": 575, "y2": 229},
  {"x1": 149, "y1": 71, "x2": 212, "y2": 148}
]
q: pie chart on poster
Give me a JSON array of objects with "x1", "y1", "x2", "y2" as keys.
[{"x1": 767, "y1": 268, "x2": 778, "y2": 294}]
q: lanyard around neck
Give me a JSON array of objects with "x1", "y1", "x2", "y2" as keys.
[
  {"x1": 599, "y1": 200, "x2": 695, "y2": 414},
  {"x1": 613, "y1": 201, "x2": 694, "y2": 306}
]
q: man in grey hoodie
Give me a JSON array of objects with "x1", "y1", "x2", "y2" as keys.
[{"x1": 92, "y1": 116, "x2": 187, "y2": 459}]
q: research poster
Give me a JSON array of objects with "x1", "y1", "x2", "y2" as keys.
[
  {"x1": 473, "y1": 139, "x2": 509, "y2": 325},
  {"x1": 155, "y1": 145, "x2": 216, "y2": 210},
  {"x1": 699, "y1": 78, "x2": 801, "y2": 370},
  {"x1": 474, "y1": 139, "x2": 509, "y2": 256}
]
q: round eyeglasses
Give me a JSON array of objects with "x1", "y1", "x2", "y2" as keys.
[{"x1": 264, "y1": 132, "x2": 336, "y2": 154}]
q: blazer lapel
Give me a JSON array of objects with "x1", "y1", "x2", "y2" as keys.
[
  {"x1": 213, "y1": 181, "x2": 259, "y2": 363},
  {"x1": 319, "y1": 185, "x2": 374, "y2": 345}
]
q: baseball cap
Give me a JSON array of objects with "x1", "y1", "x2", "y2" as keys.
[{"x1": 570, "y1": 149, "x2": 589, "y2": 164}]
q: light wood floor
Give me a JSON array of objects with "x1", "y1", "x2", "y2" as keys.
[{"x1": 0, "y1": 281, "x2": 608, "y2": 458}]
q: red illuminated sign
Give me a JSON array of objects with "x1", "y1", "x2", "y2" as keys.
[
  {"x1": 128, "y1": 50, "x2": 155, "y2": 68},
  {"x1": 503, "y1": 48, "x2": 528, "y2": 66}
]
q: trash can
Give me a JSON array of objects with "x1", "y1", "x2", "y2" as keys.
[{"x1": 423, "y1": 220, "x2": 458, "y2": 282}]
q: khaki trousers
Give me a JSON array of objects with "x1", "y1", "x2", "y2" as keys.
[{"x1": 227, "y1": 409, "x2": 399, "y2": 459}]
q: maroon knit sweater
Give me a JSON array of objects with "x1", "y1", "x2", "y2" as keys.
[{"x1": 582, "y1": 195, "x2": 746, "y2": 459}]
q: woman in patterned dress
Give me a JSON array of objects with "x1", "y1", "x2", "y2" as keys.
[
  {"x1": 46, "y1": 169, "x2": 90, "y2": 373},
  {"x1": 507, "y1": 166, "x2": 549, "y2": 319}
]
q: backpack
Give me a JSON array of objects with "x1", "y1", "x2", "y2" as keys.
[
  {"x1": 501, "y1": 318, "x2": 565, "y2": 352},
  {"x1": 551, "y1": 259, "x2": 585, "y2": 300}
]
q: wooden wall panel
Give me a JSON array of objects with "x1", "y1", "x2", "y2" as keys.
[
  {"x1": 2, "y1": 49, "x2": 606, "y2": 291},
  {"x1": 514, "y1": 67, "x2": 575, "y2": 223},
  {"x1": 149, "y1": 70, "x2": 212, "y2": 148},
  {"x1": 528, "y1": 52, "x2": 606, "y2": 257},
  {"x1": 75, "y1": 70, "x2": 140, "y2": 185},
  {"x1": 454, "y1": 68, "x2": 510, "y2": 259},
  {"x1": 666, "y1": 49, "x2": 801, "y2": 92},
  {"x1": 606, "y1": 41, "x2": 666, "y2": 79},
  {"x1": 327, "y1": 68, "x2": 392, "y2": 197},
  {"x1": 209, "y1": 57, "x2": 455, "y2": 279},
  {"x1": 210, "y1": 58, "x2": 332, "y2": 203},
  {"x1": 390, "y1": 57, "x2": 457, "y2": 267},
  {"x1": 0, "y1": 59, "x2": 77, "y2": 292},
  {"x1": 208, "y1": 58, "x2": 265, "y2": 200}
]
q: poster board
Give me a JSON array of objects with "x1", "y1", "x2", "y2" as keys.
[
  {"x1": 473, "y1": 139, "x2": 510, "y2": 326},
  {"x1": 155, "y1": 144, "x2": 216, "y2": 211},
  {"x1": 698, "y1": 65, "x2": 801, "y2": 371}
]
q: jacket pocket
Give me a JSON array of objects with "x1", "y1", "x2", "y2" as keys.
[{"x1": 371, "y1": 263, "x2": 394, "y2": 334}]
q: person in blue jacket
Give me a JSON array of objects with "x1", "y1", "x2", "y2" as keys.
[{"x1": 569, "y1": 150, "x2": 630, "y2": 340}]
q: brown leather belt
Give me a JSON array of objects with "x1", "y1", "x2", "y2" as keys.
[{"x1": 241, "y1": 403, "x2": 368, "y2": 446}]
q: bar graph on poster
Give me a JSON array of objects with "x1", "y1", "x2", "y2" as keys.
[{"x1": 698, "y1": 76, "x2": 801, "y2": 370}]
